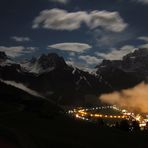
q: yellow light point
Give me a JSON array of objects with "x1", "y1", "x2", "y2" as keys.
[
  {"x1": 114, "y1": 116, "x2": 117, "y2": 118},
  {"x1": 78, "y1": 109, "x2": 84, "y2": 112},
  {"x1": 122, "y1": 109, "x2": 127, "y2": 113},
  {"x1": 110, "y1": 115, "x2": 113, "y2": 118},
  {"x1": 90, "y1": 114, "x2": 93, "y2": 117},
  {"x1": 139, "y1": 123, "x2": 146, "y2": 127},
  {"x1": 118, "y1": 116, "x2": 121, "y2": 118},
  {"x1": 94, "y1": 114, "x2": 100, "y2": 117},
  {"x1": 79, "y1": 111, "x2": 87, "y2": 115},
  {"x1": 105, "y1": 115, "x2": 108, "y2": 118},
  {"x1": 135, "y1": 114, "x2": 142, "y2": 121},
  {"x1": 75, "y1": 114, "x2": 79, "y2": 118}
]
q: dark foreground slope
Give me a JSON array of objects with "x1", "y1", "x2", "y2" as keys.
[
  {"x1": 0, "y1": 81, "x2": 148, "y2": 148},
  {"x1": 0, "y1": 111, "x2": 148, "y2": 148},
  {"x1": 0, "y1": 80, "x2": 61, "y2": 114}
]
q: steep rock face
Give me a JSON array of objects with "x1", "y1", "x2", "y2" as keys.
[
  {"x1": 38, "y1": 53, "x2": 67, "y2": 70},
  {"x1": 0, "y1": 51, "x2": 25, "y2": 82},
  {"x1": 1, "y1": 48, "x2": 148, "y2": 105},
  {"x1": 22, "y1": 53, "x2": 68, "y2": 73},
  {"x1": 96, "y1": 48, "x2": 148, "y2": 90},
  {"x1": 25, "y1": 55, "x2": 110, "y2": 105},
  {"x1": 122, "y1": 48, "x2": 148, "y2": 76}
]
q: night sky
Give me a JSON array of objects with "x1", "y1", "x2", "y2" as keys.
[{"x1": 1, "y1": 0, "x2": 148, "y2": 70}]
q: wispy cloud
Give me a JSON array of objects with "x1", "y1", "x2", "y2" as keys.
[
  {"x1": 48, "y1": 43, "x2": 92, "y2": 53},
  {"x1": 91, "y1": 29, "x2": 133, "y2": 49},
  {"x1": 132, "y1": 0, "x2": 148, "y2": 4},
  {"x1": 0, "y1": 46, "x2": 36, "y2": 57},
  {"x1": 79, "y1": 55, "x2": 102, "y2": 65},
  {"x1": 49, "y1": 0, "x2": 68, "y2": 4},
  {"x1": 0, "y1": 79, "x2": 44, "y2": 98},
  {"x1": 96, "y1": 45, "x2": 136, "y2": 60},
  {"x1": 11, "y1": 36, "x2": 31, "y2": 42},
  {"x1": 137, "y1": 36, "x2": 148, "y2": 48},
  {"x1": 66, "y1": 59, "x2": 96, "y2": 73},
  {"x1": 33, "y1": 8, "x2": 127, "y2": 32},
  {"x1": 138, "y1": 36, "x2": 148, "y2": 42},
  {"x1": 95, "y1": 35, "x2": 148, "y2": 61},
  {"x1": 139, "y1": 43, "x2": 148, "y2": 48}
]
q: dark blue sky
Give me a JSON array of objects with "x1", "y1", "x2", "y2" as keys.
[{"x1": 0, "y1": 0, "x2": 148, "y2": 70}]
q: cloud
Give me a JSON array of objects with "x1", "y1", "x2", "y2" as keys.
[
  {"x1": 133, "y1": 0, "x2": 148, "y2": 4},
  {"x1": 96, "y1": 45, "x2": 136, "y2": 60},
  {"x1": 79, "y1": 55, "x2": 102, "y2": 65},
  {"x1": 136, "y1": 36, "x2": 148, "y2": 49},
  {"x1": 138, "y1": 36, "x2": 148, "y2": 42},
  {"x1": 33, "y1": 8, "x2": 127, "y2": 32},
  {"x1": 48, "y1": 43, "x2": 92, "y2": 53},
  {"x1": 49, "y1": 0, "x2": 68, "y2": 4},
  {"x1": 88, "y1": 10, "x2": 127, "y2": 32},
  {"x1": 66, "y1": 59, "x2": 96, "y2": 73},
  {"x1": 139, "y1": 43, "x2": 148, "y2": 48},
  {"x1": 11, "y1": 36, "x2": 31, "y2": 42},
  {"x1": 100, "y1": 82, "x2": 148, "y2": 113},
  {"x1": 0, "y1": 79, "x2": 44, "y2": 98},
  {"x1": 95, "y1": 37, "x2": 148, "y2": 61},
  {"x1": 90, "y1": 29, "x2": 134, "y2": 49},
  {"x1": 0, "y1": 46, "x2": 36, "y2": 57}
]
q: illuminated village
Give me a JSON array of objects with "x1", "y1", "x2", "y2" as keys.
[{"x1": 68, "y1": 105, "x2": 148, "y2": 131}]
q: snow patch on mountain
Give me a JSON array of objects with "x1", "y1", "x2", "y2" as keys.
[
  {"x1": 21, "y1": 62, "x2": 55, "y2": 74},
  {"x1": 0, "y1": 59, "x2": 16, "y2": 67}
]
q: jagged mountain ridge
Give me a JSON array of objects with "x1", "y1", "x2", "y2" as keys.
[
  {"x1": 2, "y1": 48, "x2": 148, "y2": 105},
  {"x1": 96, "y1": 48, "x2": 148, "y2": 90},
  {"x1": 0, "y1": 52, "x2": 111, "y2": 105},
  {"x1": 22, "y1": 53, "x2": 68, "y2": 73}
]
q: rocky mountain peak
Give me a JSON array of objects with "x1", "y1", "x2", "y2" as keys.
[
  {"x1": 38, "y1": 53, "x2": 67, "y2": 70},
  {"x1": 0, "y1": 51, "x2": 8, "y2": 62}
]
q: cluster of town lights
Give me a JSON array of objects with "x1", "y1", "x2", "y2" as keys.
[
  {"x1": 68, "y1": 105, "x2": 148, "y2": 128},
  {"x1": 76, "y1": 110, "x2": 128, "y2": 119}
]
